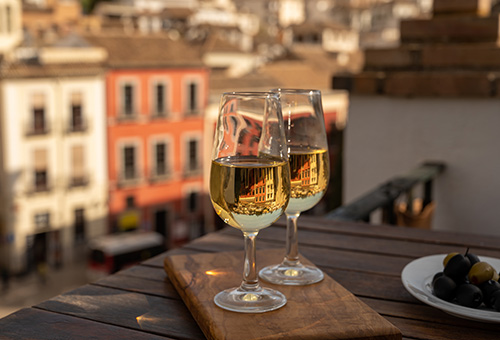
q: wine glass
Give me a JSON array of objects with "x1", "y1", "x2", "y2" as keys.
[
  {"x1": 259, "y1": 89, "x2": 330, "y2": 285},
  {"x1": 209, "y1": 91, "x2": 290, "y2": 313}
]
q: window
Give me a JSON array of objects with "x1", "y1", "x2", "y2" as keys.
[
  {"x1": 187, "y1": 192, "x2": 198, "y2": 212},
  {"x1": 33, "y1": 149, "x2": 48, "y2": 191},
  {"x1": 34, "y1": 108, "x2": 45, "y2": 133},
  {"x1": 71, "y1": 145, "x2": 85, "y2": 186},
  {"x1": 186, "y1": 81, "x2": 199, "y2": 114},
  {"x1": 155, "y1": 142, "x2": 167, "y2": 176},
  {"x1": 31, "y1": 93, "x2": 46, "y2": 134},
  {"x1": 74, "y1": 208, "x2": 85, "y2": 243},
  {"x1": 126, "y1": 196, "x2": 135, "y2": 208},
  {"x1": 188, "y1": 139, "x2": 198, "y2": 171},
  {"x1": 154, "y1": 83, "x2": 166, "y2": 115},
  {"x1": 6, "y1": 5, "x2": 11, "y2": 33},
  {"x1": 35, "y1": 170, "x2": 47, "y2": 191},
  {"x1": 34, "y1": 212, "x2": 50, "y2": 230},
  {"x1": 123, "y1": 146, "x2": 136, "y2": 180},
  {"x1": 122, "y1": 84, "x2": 135, "y2": 116},
  {"x1": 70, "y1": 92, "x2": 84, "y2": 131}
]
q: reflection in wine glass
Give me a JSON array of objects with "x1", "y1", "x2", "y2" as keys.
[
  {"x1": 259, "y1": 89, "x2": 330, "y2": 286},
  {"x1": 209, "y1": 92, "x2": 291, "y2": 312}
]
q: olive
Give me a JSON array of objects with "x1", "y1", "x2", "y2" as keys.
[
  {"x1": 493, "y1": 271, "x2": 499, "y2": 282},
  {"x1": 452, "y1": 273, "x2": 470, "y2": 286},
  {"x1": 468, "y1": 262, "x2": 495, "y2": 285},
  {"x1": 444, "y1": 254, "x2": 471, "y2": 280},
  {"x1": 465, "y1": 252, "x2": 481, "y2": 266},
  {"x1": 433, "y1": 275, "x2": 457, "y2": 302},
  {"x1": 443, "y1": 252, "x2": 459, "y2": 267},
  {"x1": 456, "y1": 284, "x2": 483, "y2": 308},
  {"x1": 479, "y1": 280, "x2": 500, "y2": 307},
  {"x1": 432, "y1": 272, "x2": 444, "y2": 284},
  {"x1": 491, "y1": 290, "x2": 500, "y2": 312}
]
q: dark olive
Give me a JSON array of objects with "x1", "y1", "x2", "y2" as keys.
[
  {"x1": 465, "y1": 253, "x2": 481, "y2": 266},
  {"x1": 444, "y1": 254, "x2": 471, "y2": 280},
  {"x1": 456, "y1": 284, "x2": 483, "y2": 308},
  {"x1": 453, "y1": 275, "x2": 470, "y2": 286},
  {"x1": 491, "y1": 290, "x2": 500, "y2": 312},
  {"x1": 479, "y1": 280, "x2": 500, "y2": 307},
  {"x1": 443, "y1": 252, "x2": 459, "y2": 267},
  {"x1": 432, "y1": 272, "x2": 444, "y2": 284},
  {"x1": 433, "y1": 275, "x2": 457, "y2": 302}
]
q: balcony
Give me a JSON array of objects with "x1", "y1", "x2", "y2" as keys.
[
  {"x1": 26, "y1": 181, "x2": 52, "y2": 195},
  {"x1": 148, "y1": 167, "x2": 173, "y2": 183},
  {"x1": 25, "y1": 123, "x2": 50, "y2": 137},
  {"x1": 66, "y1": 121, "x2": 89, "y2": 134},
  {"x1": 327, "y1": 162, "x2": 445, "y2": 227},
  {"x1": 116, "y1": 112, "x2": 140, "y2": 123},
  {"x1": 183, "y1": 109, "x2": 201, "y2": 118},
  {"x1": 67, "y1": 175, "x2": 90, "y2": 189},
  {"x1": 116, "y1": 171, "x2": 142, "y2": 188},
  {"x1": 183, "y1": 164, "x2": 202, "y2": 178},
  {"x1": 150, "y1": 110, "x2": 170, "y2": 121}
]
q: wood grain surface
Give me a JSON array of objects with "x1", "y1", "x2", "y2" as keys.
[
  {"x1": 4, "y1": 216, "x2": 500, "y2": 339},
  {"x1": 164, "y1": 248, "x2": 402, "y2": 340}
]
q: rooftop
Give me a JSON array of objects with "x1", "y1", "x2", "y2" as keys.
[{"x1": 83, "y1": 33, "x2": 204, "y2": 68}]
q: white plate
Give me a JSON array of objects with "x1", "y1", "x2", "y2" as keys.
[{"x1": 401, "y1": 254, "x2": 500, "y2": 323}]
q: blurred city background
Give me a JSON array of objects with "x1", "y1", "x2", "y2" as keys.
[{"x1": 1, "y1": 0, "x2": 500, "y2": 318}]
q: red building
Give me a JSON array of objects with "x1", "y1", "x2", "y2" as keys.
[{"x1": 86, "y1": 34, "x2": 208, "y2": 247}]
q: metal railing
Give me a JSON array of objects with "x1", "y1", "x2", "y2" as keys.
[{"x1": 325, "y1": 161, "x2": 445, "y2": 224}]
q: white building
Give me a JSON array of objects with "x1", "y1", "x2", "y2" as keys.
[
  {"x1": 0, "y1": 0, "x2": 22, "y2": 55},
  {"x1": 0, "y1": 37, "x2": 109, "y2": 274}
]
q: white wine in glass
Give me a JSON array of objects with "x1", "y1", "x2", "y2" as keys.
[
  {"x1": 259, "y1": 89, "x2": 330, "y2": 286},
  {"x1": 210, "y1": 92, "x2": 290, "y2": 313}
]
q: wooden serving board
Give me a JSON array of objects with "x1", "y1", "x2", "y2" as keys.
[{"x1": 164, "y1": 248, "x2": 402, "y2": 340}]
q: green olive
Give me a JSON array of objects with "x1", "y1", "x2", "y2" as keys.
[
  {"x1": 493, "y1": 271, "x2": 499, "y2": 282},
  {"x1": 468, "y1": 262, "x2": 495, "y2": 285}
]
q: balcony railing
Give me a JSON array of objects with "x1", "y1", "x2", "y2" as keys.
[
  {"x1": 117, "y1": 172, "x2": 142, "y2": 188},
  {"x1": 326, "y1": 161, "x2": 445, "y2": 225},
  {"x1": 183, "y1": 165, "x2": 202, "y2": 178},
  {"x1": 25, "y1": 123, "x2": 50, "y2": 137},
  {"x1": 150, "y1": 111, "x2": 170, "y2": 120},
  {"x1": 184, "y1": 109, "x2": 201, "y2": 117},
  {"x1": 27, "y1": 182, "x2": 52, "y2": 195},
  {"x1": 68, "y1": 175, "x2": 90, "y2": 188},
  {"x1": 149, "y1": 167, "x2": 173, "y2": 183},
  {"x1": 116, "y1": 112, "x2": 140, "y2": 122},
  {"x1": 66, "y1": 121, "x2": 89, "y2": 134}
]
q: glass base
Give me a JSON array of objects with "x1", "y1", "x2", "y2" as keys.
[
  {"x1": 214, "y1": 286, "x2": 287, "y2": 313},
  {"x1": 259, "y1": 262, "x2": 324, "y2": 286}
]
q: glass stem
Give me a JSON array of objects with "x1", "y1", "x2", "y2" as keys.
[
  {"x1": 240, "y1": 231, "x2": 260, "y2": 292},
  {"x1": 284, "y1": 212, "x2": 301, "y2": 266}
]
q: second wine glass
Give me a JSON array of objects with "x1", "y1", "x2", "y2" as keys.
[{"x1": 259, "y1": 89, "x2": 330, "y2": 285}]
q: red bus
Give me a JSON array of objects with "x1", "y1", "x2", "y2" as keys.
[{"x1": 87, "y1": 231, "x2": 164, "y2": 279}]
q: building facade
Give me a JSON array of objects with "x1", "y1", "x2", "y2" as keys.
[
  {"x1": 85, "y1": 35, "x2": 208, "y2": 248},
  {"x1": 0, "y1": 45, "x2": 108, "y2": 274}
]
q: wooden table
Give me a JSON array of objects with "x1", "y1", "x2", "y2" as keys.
[{"x1": 2, "y1": 216, "x2": 500, "y2": 339}]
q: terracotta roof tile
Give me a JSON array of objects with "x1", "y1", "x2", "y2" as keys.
[
  {"x1": 82, "y1": 34, "x2": 204, "y2": 68},
  {"x1": 209, "y1": 69, "x2": 282, "y2": 93},
  {"x1": 0, "y1": 62, "x2": 105, "y2": 78}
]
